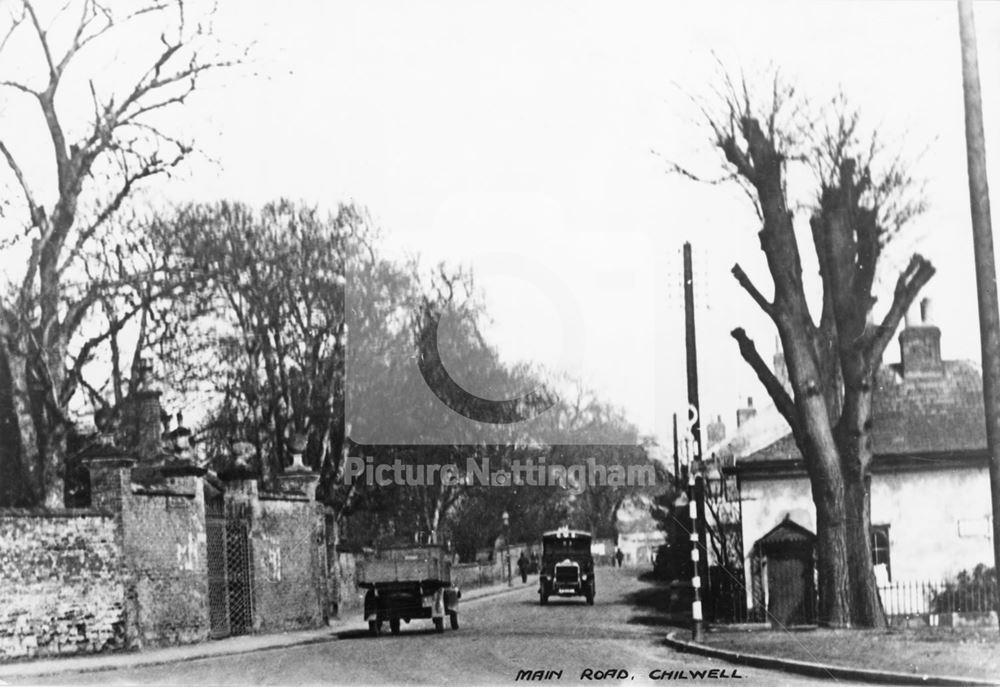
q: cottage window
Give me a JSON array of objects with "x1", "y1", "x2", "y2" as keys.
[{"x1": 871, "y1": 525, "x2": 891, "y2": 582}]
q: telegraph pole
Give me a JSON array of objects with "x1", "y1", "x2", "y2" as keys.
[
  {"x1": 683, "y1": 241, "x2": 708, "y2": 640},
  {"x1": 958, "y1": 0, "x2": 1000, "y2": 630},
  {"x1": 672, "y1": 412, "x2": 680, "y2": 490}
]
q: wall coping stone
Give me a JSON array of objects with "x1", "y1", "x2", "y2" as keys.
[
  {"x1": 159, "y1": 462, "x2": 207, "y2": 478},
  {"x1": 218, "y1": 466, "x2": 259, "y2": 481},
  {"x1": 259, "y1": 492, "x2": 310, "y2": 502},
  {"x1": 0, "y1": 507, "x2": 112, "y2": 518},
  {"x1": 130, "y1": 487, "x2": 196, "y2": 499}
]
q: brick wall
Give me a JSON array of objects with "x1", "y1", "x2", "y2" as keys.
[
  {"x1": 121, "y1": 476, "x2": 210, "y2": 649},
  {"x1": 0, "y1": 510, "x2": 126, "y2": 660},
  {"x1": 252, "y1": 497, "x2": 325, "y2": 632},
  {"x1": 2, "y1": 461, "x2": 330, "y2": 662},
  {"x1": 452, "y1": 562, "x2": 501, "y2": 589}
]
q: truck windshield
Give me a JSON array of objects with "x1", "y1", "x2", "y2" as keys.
[{"x1": 544, "y1": 538, "x2": 591, "y2": 555}]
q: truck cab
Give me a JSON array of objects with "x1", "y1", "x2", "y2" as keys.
[{"x1": 538, "y1": 527, "x2": 595, "y2": 605}]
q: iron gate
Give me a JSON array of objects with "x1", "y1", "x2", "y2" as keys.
[
  {"x1": 205, "y1": 489, "x2": 254, "y2": 638},
  {"x1": 225, "y1": 509, "x2": 254, "y2": 635}
]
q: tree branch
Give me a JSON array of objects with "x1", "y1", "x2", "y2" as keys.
[
  {"x1": 731, "y1": 327, "x2": 799, "y2": 436},
  {"x1": 731, "y1": 263, "x2": 775, "y2": 318},
  {"x1": 59, "y1": 145, "x2": 189, "y2": 275},
  {"x1": 0, "y1": 139, "x2": 43, "y2": 226},
  {"x1": 0, "y1": 80, "x2": 38, "y2": 95},
  {"x1": 22, "y1": 1, "x2": 58, "y2": 82},
  {"x1": 720, "y1": 136, "x2": 756, "y2": 183},
  {"x1": 864, "y1": 254, "x2": 935, "y2": 371},
  {"x1": 0, "y1": 4, "x2": 27, "y2": 56}
]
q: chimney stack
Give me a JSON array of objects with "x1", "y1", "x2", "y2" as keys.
[
  {"x1": 899, "y1": 297, "x2": 943, "y2": 377},
  {"x1": 706, "y1": 414, "x2": 727, "y2": 445},
  {"x1": 736, "y1": 396, "x2": 757, "y2": 428},
  {"x1": 920, "y1": 297, "x2": 934, "y2": 325}
]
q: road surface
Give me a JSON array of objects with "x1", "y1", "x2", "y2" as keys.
[{"x1": 12, "y1": 568, "x2": 850, "y2": 686}]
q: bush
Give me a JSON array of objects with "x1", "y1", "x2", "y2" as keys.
[{"x1": 931, "y1": 564, "x2": 998, "y2": 614}]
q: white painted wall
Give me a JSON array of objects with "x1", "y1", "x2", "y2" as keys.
[{"x1": 738, "y1": 464, "x2": 994, "y2": 595}]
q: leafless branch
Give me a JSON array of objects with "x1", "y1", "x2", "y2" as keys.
[
  {"x1": 59, "y1": 145, "x2": 189, "y2": 275},
  {"x1": 0, "y1": 139, "x2": 43, "y2": 226},
  {"x1": 864, "y1": 254, "x2": 935, "y2": 371},
  {"x1": 731, "y1": 327, "x2": 799, "y2": 436},
  {"x1": 0, "y1": 4, "x2": 27, "y2": 55},
  {"x1": 0, "y1": 79, "x2": 37, "y2": 95},
  {"x1": 731, "y1": 263, "x2": 775, "y2": 318}
]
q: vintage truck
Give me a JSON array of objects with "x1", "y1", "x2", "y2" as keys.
[
  {"x1": 538, "y1": 527, "x2": 595, "y2": 605},
  {"x1": 357, "y1": 544, "x2": 461, "y2": 636}
]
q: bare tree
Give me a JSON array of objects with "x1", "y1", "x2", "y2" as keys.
[
  {"x1": 681, "y1": 75, "x2": 933, "y2": 627},
  {"x1": 162, "y1": 201, "x2": 367, "y2": 489},
  {"x1": 0, "y1": 0, "x2": 241, "y2": 507}
]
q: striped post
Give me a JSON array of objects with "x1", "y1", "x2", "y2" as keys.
[{"x1": 689, "y1": 466, "x2": 704, "y2": 641}]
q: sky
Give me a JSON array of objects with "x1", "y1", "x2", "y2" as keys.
[{"x1": 6, "y1": 0, "x2": 1000, "y2": 450}]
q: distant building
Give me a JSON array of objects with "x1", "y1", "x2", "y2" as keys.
[
  {"x1": 706, "y1": 415, "x2": 727, "y2": 446},
  {"x1": 615, "y1": 496, "x2": 666, "y2": 567},
  {"x1": 736, "y1": 397, "x2": 758, "y2": 429}
]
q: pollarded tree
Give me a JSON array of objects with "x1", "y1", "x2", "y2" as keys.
[{"x1": 685, "y1": 78, "x2": 933, "y2": 627}]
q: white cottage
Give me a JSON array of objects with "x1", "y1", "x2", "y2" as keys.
[{"x1": 723, "y1": 303, "x2": 994, "y2": 619}]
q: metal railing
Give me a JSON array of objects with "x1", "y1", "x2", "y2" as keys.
[
  {"x1": 708, "y1": 574, "x2": 999, "y2": 625},
  {"x1": 878, "y1": 578, "x2": 999, "y2": 618}
]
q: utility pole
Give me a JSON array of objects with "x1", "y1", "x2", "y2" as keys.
[
  {"x1": 672, "y1": 412, "x2": 680, "y2": 490},
  {"x1": 958, "y1": 0, "x2": 1000, "y2": 630},
  {"x1": 683, "y1": 241, "x2": 708, "y2": 640}
]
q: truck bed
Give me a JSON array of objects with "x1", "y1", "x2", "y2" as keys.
[{"x1": 356, "y1": 546, "x2": 452, "y2": 586}]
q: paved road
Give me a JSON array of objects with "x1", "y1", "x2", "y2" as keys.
[{"x1": 14, "y1": 568, "x2": 850, "y2": 686}]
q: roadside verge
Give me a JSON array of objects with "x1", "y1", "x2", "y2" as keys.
[{"x1": 664, "y1": 631, "x2": 1000, "y2": 687}]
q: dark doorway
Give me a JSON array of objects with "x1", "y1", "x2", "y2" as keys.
[{"x1": 754, "y1": 516, "x2": 817, "y2": 627}]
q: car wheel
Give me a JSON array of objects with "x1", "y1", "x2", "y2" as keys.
[{"x1": 389, "y1": 618, "x2": 401, "y2": 635}]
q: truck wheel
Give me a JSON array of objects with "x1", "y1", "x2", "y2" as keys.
[
  {"x1": 389, "y1": 618, "x2": 401, "y2": 635},
  {"x1": 433, "y1": 617, "x2": 444, "y2": 633},
  {"x1": 368, "y1": 620, "x2": 380, "y2": 637},
  {"x1": 449, "y1": 612, "x2": 459, "y2": 630}
]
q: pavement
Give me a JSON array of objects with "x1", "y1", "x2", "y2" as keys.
[{"x1": 0, "y1": 578, "x2": 527, "y2": 681}]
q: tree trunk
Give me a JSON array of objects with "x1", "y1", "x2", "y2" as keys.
[
  {"x1": 43, "y1": 329, "x2": 68, "y2": 509},
  {"x1": 801, "y1": 430, "x2": 851, "y2": 627},
  {"x1": 780, "y1": 321, "x2": 852, "y2": 627},
  {"x1": 4, "y1": 341, "x2": 42, "y2": 505},
  {"x1": 837, "y1": 382, "x2": 886, "y2": 628},
  {"x1": 0, "y1": 342, "x2": 33, "y2": 507},
  {"x1": 843, "y1": 474, "x2": 884, "y2": 627},
  {"x1": 813, "y1": 492, "x2": 851, "y2": 627}
]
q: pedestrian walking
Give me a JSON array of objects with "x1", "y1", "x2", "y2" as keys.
[{"x1": 517, "y1": 551, "x2": 529, "y2": 583}]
